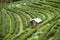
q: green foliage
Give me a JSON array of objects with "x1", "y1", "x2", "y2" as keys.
[{"x1": 0, "y1": 0, "x2": 60, "y2": 40}]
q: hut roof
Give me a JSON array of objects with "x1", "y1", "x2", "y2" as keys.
[{"x1": 30, "y1": 18, "x2": 42, "y2": 23}]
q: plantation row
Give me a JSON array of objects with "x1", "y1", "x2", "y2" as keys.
[{"x1": 0, "y1": 0, "x2": 60, "y2": 40}]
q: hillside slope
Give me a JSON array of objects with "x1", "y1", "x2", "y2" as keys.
[{"x1": 0, "y1": 0, "x2": 60, "y2": 40}]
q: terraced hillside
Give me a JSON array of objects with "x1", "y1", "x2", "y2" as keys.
[{"x1": 0, "y1": 0, "x2": 60, "y2": 40}]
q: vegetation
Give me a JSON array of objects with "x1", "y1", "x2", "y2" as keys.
[{"x1": 0, "y1": 0, "x2": 60, "y2": 40}]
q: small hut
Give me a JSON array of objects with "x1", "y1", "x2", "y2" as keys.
[{"x1": 29, "y1": 18, "x2": 42, "y2": 28}]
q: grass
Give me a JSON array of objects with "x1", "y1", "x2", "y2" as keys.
[{"x1": 0, "y1": 0, "x2": 60, "y2": 40}]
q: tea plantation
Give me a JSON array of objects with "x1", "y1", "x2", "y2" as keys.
[{"x1": 0, "y1": 0, "x2": 60, "y2": 40}]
